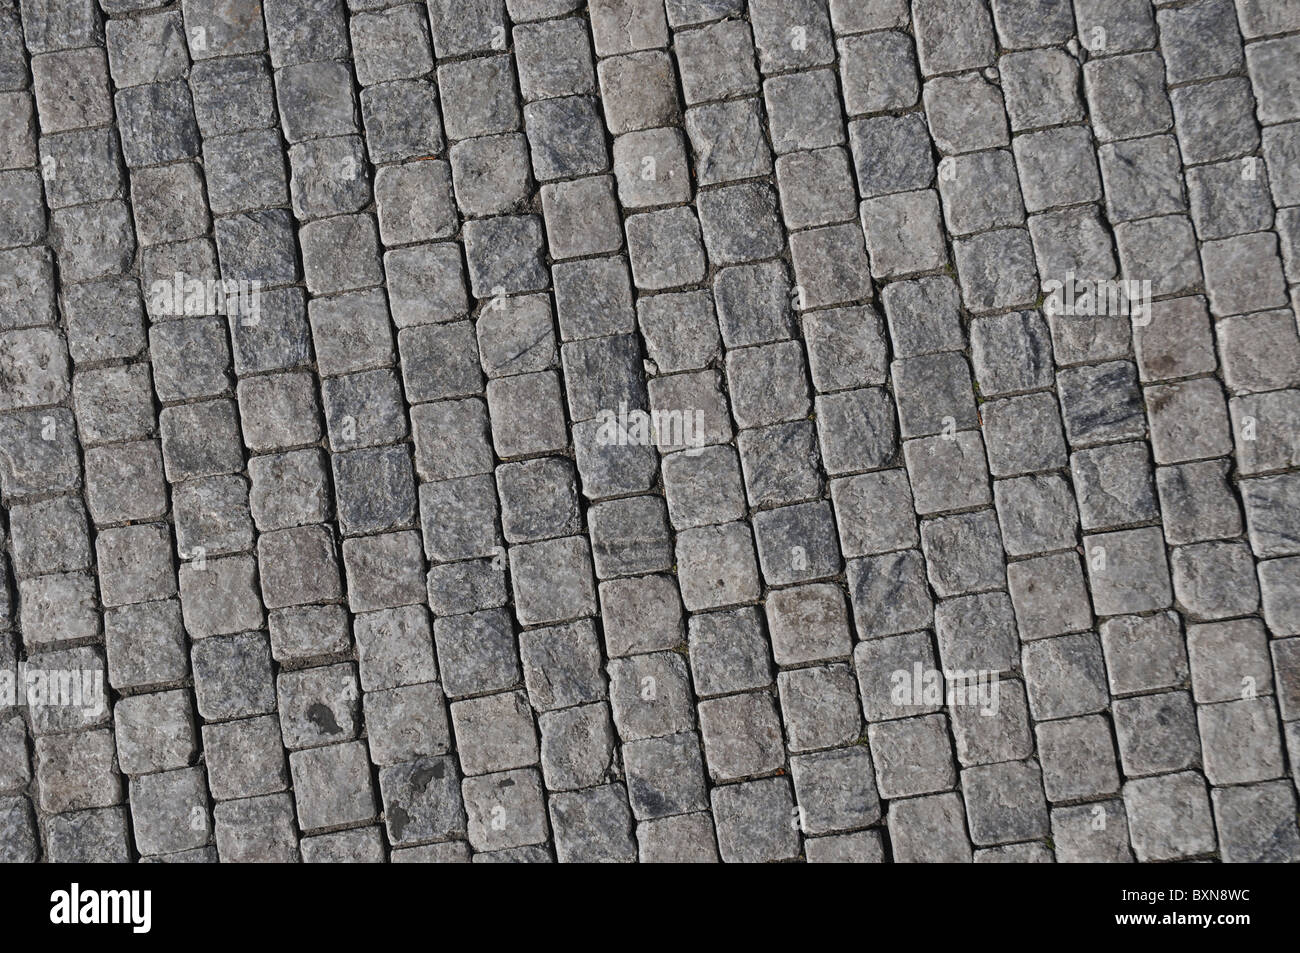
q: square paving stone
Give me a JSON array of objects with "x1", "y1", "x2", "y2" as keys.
[
  {"x1": 1100, "y1": 611, "x2": 1188, "y2": 696},
  {"x1": 686, "y1": 98, "x2": 772, "y2": 185},
  {"x1": 450, "y1": 691, "x2": 540, "y2": 777},
  {"x1": 353, "y1": 604, "x2": 438, "y2": 691},
  {"x1": 624, "y1": 732, "x2": 708, "y2": 821},
  {"x1": 962, "y1": 760, "x2": 1049, "y2": 846},
  {"x1": 462, "y1": 768, "x2": 549, "y2": 853},
  {"x1": 509, "y1": 536, "x2": 598, "y2": 626},
  {"x1": 191, "y1": 630, "x2": 275, "y2": 720},
  {"x1": 538, "y1": 703, "x2": 617, "y2": 791},
  {"x1": 778, "y1": 664, "x2": 862, "y2": 752},
  {"x1": 1023, "y1": 633, "x2": 1110, "y2": 722},
  {"x1": 737, "y1": 420, "x2": 823, "y2": 508},
  {"x1": 847, "y1": 549, "x2": 933, "y2": 639},
  {"x1": 129, "y1": 767, "x2": 210, "y2": 856},
  {"x1": 869, "y1": 713, "x2": 957, "y2": 798},
  {"x1": 598, "y1": 50, "x2": 680, "y2": 135},
  {"x1": 699, "y1": 690, "x2": 786, "y2": 784},
  {"x1": 675, "y1": 20, "x2": 759, "y2": 105},
  {"x1": 276, "y1": 663, "x2": 360, "y2": 751},
  {"x1": 638, "y1": 290, "x2": 720, "y2": 374},
  {"x1": 519, "y1": 620, "x2": 607, "y2": 711},
  {"x1": 526, "y1": 97, "x2": 610, "y2": 183},
  {"x1": 379, "y1": 756, "x2": 466, "y2": 846},
  {"x1": 434, "y1": 609, "x2": 519, "y2": 699},
  {"x1": 1007, "y1": 552, "x2": 1092, "y2": 641},
  {"x1": 290, "y1": 741, "x2": 377, "y2": 831},
  {"x1": 688, "y1": 607, "x2": 773, "y2": 698},
  {"x1": 364, "y1": 683, "x2": 452, "y2": 767}
]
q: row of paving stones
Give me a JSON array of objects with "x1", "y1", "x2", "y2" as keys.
[{"x1": 1, "y1": 0, "x2": 1299, "y2": 862}]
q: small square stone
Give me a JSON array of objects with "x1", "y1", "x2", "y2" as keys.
[
  {"x1": 463, "y1": 216, "x2": 548, "y2": 296},
  {"x1": 962, "y1": 760, "x2": 1049, "y2": 846},
  {"x1": 849, "y1": 113, "x2": 933, "y2": 198},
  {"x1": 675, "y1": 20, "x2": 758, "y2": 105},
  {"x1": 1057, "y1": 361, "x2": 1145, "y2": 447},
  {"x1": 598, "y1": 51, "x2": 680, "y2": 135},
  {"x1": 600, "y1": 573, "x2": 682, "y2": 658},
  {"x1": 686, "y1": 98, "x2": 772, "y2": 185},
  {"x1": 697, "y1": 182, "x2": 784, "y2": 265},
  {"x1": 385, "y1": 243, "x2": 470, "y2": 326},
  {"x1": 934, "y1": 590, "x2": 1020, "y2": 674},
  {"x1": 450, "y1": 691, "x2": 540, "y2": 777},
  {"x1": 1023, "y1": 633, "x2": 1110, "y2": 721},
  {"x1": 350, "y1": 5, "x2": 433, "y2": 87},
  {"x1": 519, "y1": 620, "x2": 606, "y2": 712},
  {"x1": 486, "y1": 371, "x2": 568, "y2": 458},
  {"x1": 130, "y1": 767, "x2": 211, "y2": 856},
  {"x1": 624, "y1": 732, "x2": 708, "y2": 820},
  {"x1": 538, "y1": 704, "x2": 616, "y2": 791},
  {"x1": 921, "y1": 510, "x2": 1006, "y2": 597},
  {"x1": 1213, "y1": 781, "x2": 1300, "y2": 863},
  {"x1": 778, "y1": 664, "x2": 862, "y2": 752},
  {"x1": 463, "y1": 768, "x2": 548, "y2": 854},
  {"x1": 688, "y1": 607, "x2": 772, "y2": 698},
  {"x1": 525, "y1": 96, "x2": 610, "y2": 183},
  {"x1": 104, "y1": 600, "x2": 188, "y2": 691},
  {"x1": 626, "y1": 207, "x2": 706, "y2": 291},
  {"x1": 587, "y1": 495, "x2": 671, "y2": 579},
  {"x1": 676, "y1": 522, "x2": 761, "y2": 611},
  {"x1": 726, "y1": 341, "x2": 810, "y2": 429},
  {"x1": 1198, "y1": 697, "x2": 1285, "y2": 785},
  {"x1": 353, "y1": 604, "x2": 438, "y2": 691},
  {"x1": 860, "y1": 189, "x2": 949, "y2": 278},
  {"x1": 497, "y1": 457, "x2": 580, "y2": 544},
  {"x1": 434, "y1": 610, "x2": 519, "y2": 699},
  {"x1": 1101, "y1": 611, "x2": 1188, "y2": 696},
  {"x1": 638, "y1": 291, "x2": 720, "y2": 373},
  {"x1": 847, "y1": 549, "x2": 934, "y2": 638},
  {"x1": 609, "y1": 652, "x2": 694, "y2": 742},
  {"x1": 360, "y1": 80, "x2": 445, "y2": 164},
  {"x1": 698, "y1": 692, "x2": 785, "y2": 781},
  {"x1": 923, "y1": 72, "x2": 1009, "y2": 154},
  {"x1": 290, "y1": 742, "x2": 377, "y2": 831},
  {"x1": 1083, "y1": 52, "x2": 1172, "y2": 143},
  {"x1": 32, "y1": 47, "x2": 113, "y2": 133},
  {"x1": 981, "y1": 395, "x2": 1068, "y2": 480},
  {"x1": 764, "y1": 69, "x2": 843, "y2": 154},
  {"x1": 832, "y1": 470, "x2": 917, "y2": 557},
  {"x1": 953, "y1": 228, "x2": 1039, "y2": 313},
  {"x1": 888, "y1": 792, "x2": 972, "y2": 862},
  {"x1": 191, "y1": 631, "x2": 275, "y2": 720},
  {"x1": 752, "y1": 500, "x2": 842, "y2": 586},
  {"x1": 911, "y1": 0, "x2": 995, "y2": 74},
  {"x1": 268, "y1": 605, "x2": 350, "y2": 665},
  {"x1": 1008, "y1": 552, "x2": 1092, "y2": 641},
  {"x1": 1002, "y1": 48, "x2": 1082, "y2": 132},
  {"x1": 903, "y1": 432, "x2": 992, "y2": 515},
  {"x1": 840, "y1": 30, "x2": 917, "y2": 116},
  {"x1": 449, "y1": 134, "x2": 532, "y2": 218},
  {"x1": 373, "y1": 161, "x2": 455, "y2": 245},
  {"x1": 509, "y1": 537, "x2": 597, "y2": 626},
  {"x1": 737, "y1": 420, "x2": 822, "y2": 507},
  {"x1": 1171, "y1": 542, "x2": 1260, "y2": 620},
  {"x1": 203, "y1": 715, "x2": 289, "y2": 801},
  {"x1": 437, "y1": 56, "x2": 520, "y2": 141},
  {"x1": 868, "y1": 713, "x2": 957, "y2": 798},
  {"x1": 277, "y1": 663, "x2": 360, "y2": 750}
]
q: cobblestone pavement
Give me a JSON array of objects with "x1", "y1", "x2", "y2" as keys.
[{"x1": 1, "y1": 0, "x2": 1299, "y2": 864}]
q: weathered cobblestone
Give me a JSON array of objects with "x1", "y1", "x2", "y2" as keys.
[{"x1": 3, "y1": 0, "x2": 1294, "y2": 867}]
